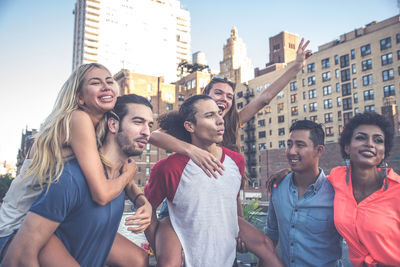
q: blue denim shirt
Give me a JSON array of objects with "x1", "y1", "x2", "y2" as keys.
[{"x1": 265, "y1": 170, "x2": 342, "y2": 267}]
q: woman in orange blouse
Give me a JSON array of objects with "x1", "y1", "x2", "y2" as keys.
[{"x1": 328, "y1": 112, "x2": 400, "y2": 267}]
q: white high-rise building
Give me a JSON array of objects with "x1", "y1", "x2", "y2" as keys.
[{"x1": 72, "y1": 0, "x2": 190, "y2": 82}]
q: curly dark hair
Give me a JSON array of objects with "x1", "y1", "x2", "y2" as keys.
[
  {"x1": 339, "y1": 112, "x2": 394, "y2": 159},
  {"x1": 157, "y1": 95, "x2": 213, "y2": 143}
]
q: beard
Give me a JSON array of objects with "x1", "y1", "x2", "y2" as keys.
[{"x1": 116, "y1": 133, "x2": 144, "y2": 157}]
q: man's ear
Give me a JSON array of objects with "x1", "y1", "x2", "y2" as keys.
[
  {"x1": 316, "y1": 144, "x2": 325, "y2": 157},
  {"x1": 108, "y1": 117, "x2": 120, "y2": 134},
  {"x1": 184, "y1": 121, "x2": 195, "y2": 133}
]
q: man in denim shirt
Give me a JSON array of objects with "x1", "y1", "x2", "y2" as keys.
[{"x1": 264, "y1": 120, "x2": 342, "y2": 266}]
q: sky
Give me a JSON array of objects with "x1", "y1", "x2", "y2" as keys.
[{"x1": 0, "y1": 0, "x2": 398, "y2": 166}]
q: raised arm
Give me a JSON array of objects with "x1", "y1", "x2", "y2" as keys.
[
  {"x1": 69, "y1": 110, "x2": 136, "y2": 206},
  {"x1": 238, "y1": 38, "x2": 311, "y2": 124},
  {"x1": 150, "y1": 129, "x2": 224, "y2": 178}
]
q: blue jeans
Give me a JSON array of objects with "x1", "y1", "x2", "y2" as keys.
[
  {"x1": 158, "y1": 199, "x2": 170, "y2": 219},
  {"x1": 0, "y1": 231, "x2": 17, "y2": 261}
]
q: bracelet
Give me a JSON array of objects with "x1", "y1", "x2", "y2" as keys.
[{"x1": 133, "y1": 193, "x2": 145, "y2": 206}]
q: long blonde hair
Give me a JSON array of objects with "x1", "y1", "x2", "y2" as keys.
[{"x1": 25, "y1": 63, "x2": 114, "y2": 189}]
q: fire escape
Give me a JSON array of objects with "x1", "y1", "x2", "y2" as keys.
[{"x1": 243, "y1": 84, "x2": 257, "y2": 187}]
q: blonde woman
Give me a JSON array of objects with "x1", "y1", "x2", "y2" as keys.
[{"x1": 0, "y1": 63, "x2": 150, "y2": 266}]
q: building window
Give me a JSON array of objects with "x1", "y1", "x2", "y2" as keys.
[
  {"x1": 381, "y1": 53, "x2": 393, "y2": 66},
  {"x1": 324, "y1": 113, "x2": 333, "y2": 123},
  {"x1": 324, "y1": 99, "x2": 332, "y2": 109},
  {"x1": 353, "y1": 78, "x2": 357, "y2": 89},
  {"x1": 146, "y1": 155, "x2": 150, "y2": 163},
  {"x1": 237, "y1": 91, "x2": 243, "y2": 98},
  {"x1": 336, "y1": 83, "x2": 340, "y2": 92},
  {"x1": 291, "y1": 106, "x2": 299, "y2": 116},
  {"x1": 258, "y1": 143, "x2": 266, "y2": 151},
  {"x1": 340, "y1": 54, "x2": 350, "y2": 68},
  {"x1": 323, "y1": 85, "x2": 332, "y2": 96},
  {"x1": 290, "y1": 94, "x2": 298, "y2": 103},
  {"x1": 237, "y1": 102, "x2": 243, "y2": 109},
  {"x1": 352, "y1": 63, "x2": 356, "y2": 74},
  {"x1": 335, "y1": 69, "x2": 340, "y2": 78},
  {"x1": 146, "y1": 143, "x2": 151, "y2": 152},
  {"x1": 308, "y1": 89, "x2": 317, "y2": 99},
  {"x1": 354, "y1": 107, "x2": 359, "y2": 115},
  {"x1": 178, "y1": 94, "x2": 185, "y2": 101},
  {"x1": 353, "y1": 93, "x2": 358, "y2": 104},
  {"x1": 341, "y1": 69, "x2": 351, "y2": 82},
  {"x1": 146, "y1": 167, "x2": 150, "y2": 176},
  {"x1": 290, "y1": 81, "x2": 297, "y2": 91},
  {"x1": 326, "y1": 127, "x2": 334, "y2": 137},
  {"x1": 344, "y1": 112, "x2": 353, "y2": 125},
  {"x1": 309, "y1": 102, "x2": 317, "y2": 112},
  {"x1": 380, "y1": 37, "x2": 392, "y2": 50},
  {"x1": 360, "y1": 44, "x2": 371, "y2": 57},
  {"x1": 269, "y1": 130, "x2": 272, "y2": 136},
  {"x1": 308, "y1": 76, "x2": 316, "y2": 86},
  {"x1": 240, "y1": 135, "x2": 244, "y2": 141},
  {"x1": 278, "y1": 115, "x2": 284, "y2": 123},
  {"x1": 278, "y1": 128, "x2": 285, "y2": 136},
  {"x1": 259, "y1": 131, "x2": 266, "y2": 138},
  {"x1": 334, "y1": 55, "x2": 339, "y2": 65},
  {"x1": 258, "y1": 119, "x2": 265, "y2": 127},
  {"x1": 303, "y1": 104, "x2": 307, "y2": 112},
  {"x1": 166, "y1": 103, "x2": 173, "y2": 111},
  {"x1": 383, "y1": 85, "x2": 395, "y2": 97},
  {"x1": 342, "y1": 83, "x2": 351, "y2": 96},
  {"x1": 343, "y1": 97, "x2": 352, "y2": 110},
  {"x1": 363, "y1": 89, "x2": 374, "y2": 101},
  {"x1": 322, "y1": 71, "x2": 331, "y2": 82},
  {"x1": 302, "y1": 79, "x2": 305, "y2": 87},
  {"x1": 309, "y1": 115, "x2": 318, "y2": 122},
  {"x1": 351, "y1": 49, "x2": 355, "y2": 59},
  {"x1": 365, "y1": 105, "x2": 375, "y2": 112},
  {"x1": 307, "y1": 63, "x2": 315, "y2": 73},
  {"x1": 338, "y1": 111, "x2": 342, "y2": 121},
  {"x1": 362, "y1": 74, "x2": 373, "y2": 86},
  {"x1": 277, "y1": 103, "x2": 284, "y2": 113},
  {"x1": 303, "y1": 91, "x2": 306, "y2": 100},
  {"x1": 361, "y1": 59, "x2": 372, "y2": 71},
  {"x1": 397, "y1": 33, "x2": 400, "y2": 43},
  {"x1": 321, "y1": 58, "x2": 330, "y2": 69},
  {"x1": 398, "y1": 50, "x2": 400, "y2": 60},
  {"x1": 337, "y1": 97, "x2": 341, "y2": 107},
  {"x1": 147, "y1": 96, "x2": 152, "y2": 103},
  {"x1": 382, "y1": 69, "x2": 394, "y2": 81},
  {"x1": 279, "y1": 141, "x2": 286, "y2": 148}
]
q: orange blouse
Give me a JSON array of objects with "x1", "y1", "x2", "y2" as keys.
[{"x1": 328, "y1": 167, "x2": 400, "y2": 267}]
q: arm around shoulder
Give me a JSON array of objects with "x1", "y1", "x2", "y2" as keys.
[{"x1": 69, "y1": 110, "x2": 134, "y2": 206}]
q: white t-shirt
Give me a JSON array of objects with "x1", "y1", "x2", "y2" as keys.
[
  {"x1": 145, "y1": 146, "x2": 244, "y2": 267},
  {"x1": 0, "y1": 159, "x2": 41, "y2": 237}
]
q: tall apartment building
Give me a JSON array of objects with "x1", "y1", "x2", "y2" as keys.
[
  {"x1": 236, "y1": 15, "x2": 400, "y2": 187},
  {"x1": 219, "y1": 27, "x2": 254, "y2": 84},
  {"x1": 73, "y1": 0, "x2": 190, "y2": 82}
]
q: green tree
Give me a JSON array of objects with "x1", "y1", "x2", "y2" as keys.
[{"x1": 0, "y1": 174, "x2": 13, "y2": 202}]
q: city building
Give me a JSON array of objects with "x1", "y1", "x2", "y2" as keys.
[
  {"x1": 219, "y1": 27, "x2": 254, "y2": 84},
  {"x1": 16, "y1": 128, "x2": 37, "y2": 175},
  {"x1": 73, "y1": 0, "x2": 190, "y2": 82},
  {"x1": 255, "y1": 31, "x2": 299, "y2": 77},
  {"x1": 236, "y1": 15, "x2": 400, "y2": 188}
]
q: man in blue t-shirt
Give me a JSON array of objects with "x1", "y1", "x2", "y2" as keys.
[
  {"x1": 3, "y1": 94, "x2": 154, "y2": 267},
  {"x1": 263, "y1": 120, "x2": 343, "y2": 266}
]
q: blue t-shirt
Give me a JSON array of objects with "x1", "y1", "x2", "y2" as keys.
[
  {"x1": 30, "y1": 158, "x2": 125, "y2": 267},
  {"x1": 265, "y1": 170, "x2": 342, "y2": 267}
]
